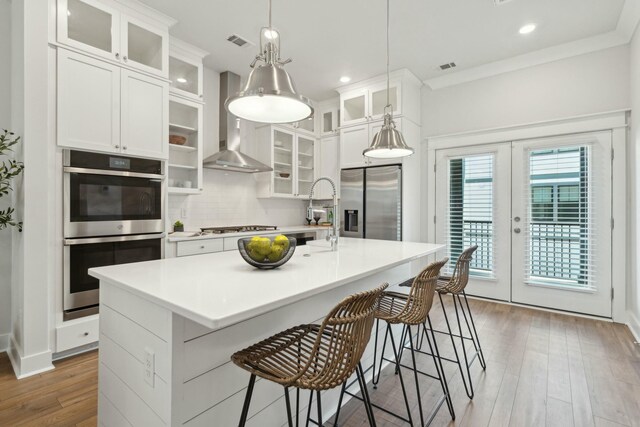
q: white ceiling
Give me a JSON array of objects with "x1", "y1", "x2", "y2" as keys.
[{"x1": 140, "y1": 0, "x2": 628, "y2": 100}]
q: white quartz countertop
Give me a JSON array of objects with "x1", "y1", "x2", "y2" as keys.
[
  {"x1": 167, "y1": 225, "x2": 331, "y2": 242},
  {"x1": 89, "y1": 238, "x2": 445, "y2": 331}
]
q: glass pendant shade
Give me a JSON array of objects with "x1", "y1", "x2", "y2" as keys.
[
  {"x1": 363, "y1": 113, "x2": 414, "y2": 158},
  {"x1": 225, "y1": 63, "x2": 313, "y2": 124}
]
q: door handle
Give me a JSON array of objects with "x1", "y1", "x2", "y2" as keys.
[{"x1": 513, "y1": 227, "x2": 521, "y2": 234}]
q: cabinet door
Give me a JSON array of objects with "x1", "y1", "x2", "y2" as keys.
[
  {"x1": 272, "y1": 128, "x2": 296, "y2": 197},
  {"x1": 340, "y1": 89, "x2": 368, "y2": 126},
  {"x1": 121, "y1": 70, "x2": 168, "y2": 159},
  {"x1": 296, "y1": 135, "x2": 316, "y2": 197},
  {"x1": 340, "y1": 124, "x2": 369, "y2": 169},
  {"x1": 369, "y1": 82, "x2": 401, "y2": 121},
  {"x1": 317, "y1": 136, "x2": 339, "y2": 199},
  {"x1": 58, "y1": 49, "x2": 121, "y2": 153},
  {"x1": 295, "y1": 117, "x2": 316, "y2": 135},
  {"x1": 121, "y1": 15, "x2": 168, "y2": 78},
  {"x1": 169, "y1": 53, "x2": 203, "y2": 101},
  {"x1": 320, "y1": 107, "x2": 339, "y2": 136},
  {"x1": 57, "y1": 0, "x2": 121, "y2": 61}
]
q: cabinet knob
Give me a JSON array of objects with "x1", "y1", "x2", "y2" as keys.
[
  {"x1": 114, "y1": 145, "x2": 120, "y2": 149},
  {"x1": 122, "y1": 146, "x2": 128, "y2": 150},
  {"x1": 200, "y1": 245, "x2": 205, "y2": 249},
  {"x1": 123, "y1": 56, "x2": 128, "y2": 62},
  {"x1": 115, "y1": 53, "x2": 120, "y2": 59},
  {"x1": 83, "y1": 332, "x2": 89, "y2": 336}
]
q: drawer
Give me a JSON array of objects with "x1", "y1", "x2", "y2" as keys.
[
  {"x1": 177, "y1": 239, "x2": 224, "y2": 257},
  {"x1": 56, "y1": 316, "x2": 99, "y2": 352}
]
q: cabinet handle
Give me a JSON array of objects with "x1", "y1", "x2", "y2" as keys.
[
  {"x1": 122, "y1": 146, "x2": 128, "y2": 150},
  {"x1": 123, "y1": 56, "x2": 128, "y2": 62}
]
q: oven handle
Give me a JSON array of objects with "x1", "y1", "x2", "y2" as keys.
[
  {"x1": 63, "y1": 166, "x2": 164, "y2": 180},
  {"x1": 64, "y1": 233, "x2": 165, "y2": 246}
]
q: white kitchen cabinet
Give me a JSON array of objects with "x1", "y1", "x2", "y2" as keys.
[
  {"x1": 176, "y1": 239, "x2": 224, "y2": 257},
  {"x1": 57, "y1": 0, "x2": 171, "y2": 78},
  {"x1": 320, "y1": 106, "x2": 340, "y2": 136},
  {"x1": 168, "y1": 96, "x2": 203, "y2": 194},
  {"x1": 169, "y1": 39, "x2": 208, "y2": 102},
  {"x1": 255, "y1": 126, "x2": 317, "y2": 199},
  {"x1": 316, "y1": 136, "x2": 340, "y2": 199},
  {"x1": 58, "y1": 49, "x2": 121, "y2": 154},
  {"x1": 337, "y1": 69, "x2": 421, "y2": 127},
  {"x1": 339, "y1": 119, "x2": 405, "y2": 168},
  {"x1": 58, "y1": 49, "x2": 168, "y2": 159},
  {"x1": 120, "y1": 69, "x2": 168, "y2": 159}
]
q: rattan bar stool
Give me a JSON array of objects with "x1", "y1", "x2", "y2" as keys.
[
  {"x1": 405, "y1": 246, "x2": 487, "y2": 400},
  {"x1": 334, "y1": 258, "x2": 455, "y2": 427},
  {"x1": 231, "y1": 283, "x2": 388, "y2": 427}
]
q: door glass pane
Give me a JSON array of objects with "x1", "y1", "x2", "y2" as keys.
[
  {"x1": 447, "y1": 154, "x2": 494, "y2": 276},
  {"x1": 343, "y1": 95, "x2": 365, "y2": 122},
  {"x1": 128, "y1": 22, "x2": 163, "y2": 70},
  {"x1": 371, "y1": 86, "x2": 398, "y2": 116},
  {"x1": 526, "y1": 146, "x2": 593, "y2": 290},
  {"x1": 323, "y1": 111, "x2": 333, "y2": 133},
  {"x1": 67, "y1": 0, "x2": 113, "y2": 53},
  {"x1": 297, "y1": 137, "x2": 315, "y2": 196},
  {"x1": 273, "y1": 131, "x2": 294, "y2": 194},
  {"x1": 169, "y1": 57, "x2": 199, "y2": 95},
  {"x1": 297, "y1": 117, "x2": 315, "y2": 133}
]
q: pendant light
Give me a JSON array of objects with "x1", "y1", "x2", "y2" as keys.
[
  {"x1": 363, "y1": 0, "x2": 414, "y2": 159},
  {"x1": 225, "y1": 0, "x2": 313, "y2": 124}
]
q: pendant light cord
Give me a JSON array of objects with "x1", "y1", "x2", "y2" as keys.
[
  {"x1": 386, "y1": 0, "x2": 390, "y2": 109},
  {"x1": 268, "y1": 0, "x2": 272, "y2": 30}
]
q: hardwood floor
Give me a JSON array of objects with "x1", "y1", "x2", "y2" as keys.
[{"x1": 0, "y1": 298, "x2": 638, "y2": 426}]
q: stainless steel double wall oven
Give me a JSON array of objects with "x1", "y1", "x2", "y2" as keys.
[{"x1": 63, "y1": 150, "x2": 164, "y2": 320}]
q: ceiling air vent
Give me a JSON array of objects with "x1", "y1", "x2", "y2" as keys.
[
  {"x1": 226, "y1": 34, "x2": 254, "y2": 48},
  {"x1": 439, "y1": 62, "x2": 457, "y2": 71},
  {"x1": 493, "y1": 0, "x2": 514, "y2": 5}
]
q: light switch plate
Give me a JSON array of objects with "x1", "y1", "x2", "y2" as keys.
[
  {"x1": 181, "y1": 207, "x2": 187, "y2": 219},
  {"x1": 144, "y1": 347, "x2": 155, "y2": 387}
]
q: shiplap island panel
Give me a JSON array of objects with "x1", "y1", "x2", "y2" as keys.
[{"x1": 89, "y1": 238, "x2": 445, "y2": 426}]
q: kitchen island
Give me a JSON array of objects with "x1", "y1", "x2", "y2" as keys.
[{"x1": 89, "y1": 238, "x2": 444, "y2": 426}]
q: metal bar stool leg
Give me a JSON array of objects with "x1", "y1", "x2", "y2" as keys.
[
  {"x1": 373, "y1": 319, "x2": 389, "y2": 387},
  {"x1": 333, "y1": 381, "x2": 347, "y2": 426},
  {"x1": 316, "y1": 391, "x2": 323, "y2": 427},
  {"x1": 452, "y1": 293, "x2": 474, "y2": 399},
  {"x1": 296, "y1": 388, "x2": 300, "y2": 427},
  {"x1": 395, "y1": 324, "x2": 408, "y2": 375},
  {"x1": 425, "y1": 316, "x2": 455, "y2": 420},
  {"x1": 461, "y1": 291, "x2": 486, "y2": 369},
  {"x1": 407, "y1": 325, "x2": 426, "y2": 427},
  {"x1": 356, "y1": 363, "x2": 377, "y2": 427},
  {"x1": 305, "y1": 390, "x2": 313, "y2": 427},
  {"x1": 437, "y1": 292, "x2": 472, "y2": 399},
  {"x1": 386, "y1": 322, "x2": 414, "y2": 426},
  {"x1": 238, "y1": 374, "x2": 256, "y2": 427},
  {"x1": 284, "y1": 387, "x2": 294, "y2": 427}
]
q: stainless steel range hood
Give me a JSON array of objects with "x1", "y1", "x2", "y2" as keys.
[{"x1": 203, "y1": 72, "x2": 273, "y2": 173}]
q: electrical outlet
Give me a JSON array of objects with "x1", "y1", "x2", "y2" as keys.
[
  {"x1": 181, "y1": 207, "x2": 187, "y2": 219},
  {"x1": 144, "y1": 348, "x2": 155, "y2": 387}
]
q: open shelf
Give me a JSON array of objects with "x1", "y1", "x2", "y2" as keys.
[
  {"x1": 169, "y1": 123, "x2": 198, "y2": 134},
  {"x1": 169, "y1": 163, "x2": 198, "y2": 170},
  {"x1": 169, "y1": 144, "x2": 197, "y2": 152},
  {"x1": 274, "y1": 146, "x2": 292, "y2": 153},
  {"x1": 168, "y1": 187, "x2": 200, "y2": 194}
]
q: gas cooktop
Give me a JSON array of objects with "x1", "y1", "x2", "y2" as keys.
[{"x1": 199, "y1": 225, "x2": 278, "y2": 235}]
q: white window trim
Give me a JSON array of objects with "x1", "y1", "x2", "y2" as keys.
[{"x1": 423, "y1": 109, "x2": 628, "y2": 322}]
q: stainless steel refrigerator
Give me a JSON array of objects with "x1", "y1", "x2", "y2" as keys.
[{"x1": 340, "y1": 165, "x2": 402, "y2": 241}]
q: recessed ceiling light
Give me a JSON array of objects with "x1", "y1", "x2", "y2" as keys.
[
  {"x1": 519, "y1": 23, "x2": 536, "y2": 35},
  {"x1": 176, "y1": 77, "x2": 187, "y2": 83},
  {"x1": 340, "y1": 76, "x2": 351, "y2": 83}
]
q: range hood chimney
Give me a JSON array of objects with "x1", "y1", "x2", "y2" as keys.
[{"x1": 202, "y1": 72, "x2": 273, "y2": 173}]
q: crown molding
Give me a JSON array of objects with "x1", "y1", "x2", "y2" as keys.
[{"x1": 424, "y1": 0, "x2": 640, "y2": 90}]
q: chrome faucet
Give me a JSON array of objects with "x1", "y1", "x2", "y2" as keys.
[{"x1": 308, "y1": 177, "x2": 339, "y2": 251}]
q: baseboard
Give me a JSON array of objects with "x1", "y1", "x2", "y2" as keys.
[
  {"x1": 628, "y1": 311, "x2": 640, "y2": 342},
  {"x1": 0, "y1": 333, "x2": 8, "y2": 353},
  {"x1": 7, "y1": 335, "x2": 54, "y2": 379}
]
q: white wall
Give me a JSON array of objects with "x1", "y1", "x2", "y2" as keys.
[
  {"x1": 0, "y1": 0, "x2": 12, "y2": 352},
  {"x1": 628, "y1": 27, "x2": 640, "y2": 339},
  {"x1": 422, "y1": 45, "x2": 630, "y2": 137},
  {"x1": 167, "y1": 67, "x2": 308, "y2": 230}
]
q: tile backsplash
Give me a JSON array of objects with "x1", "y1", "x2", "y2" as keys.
[{"x1": 168, "y1": 169, "x2": 308, "y2": 230}]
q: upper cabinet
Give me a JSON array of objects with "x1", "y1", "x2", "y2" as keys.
[
  {"x1": 318, "y1": 99, "x2": 340, "y2": 136},
  {"x1": 169, "y1": 39, "x2": 209, "y2": 102},
  {"x1": 337, "y1": 69, "x2": 421, "y2": 127},
  {"x1": 57, "y1": 0, "x2": 174, "y2": 78},
  {"x1": 255, "y1": 126, "x2": 317, "y2": 199},
  {"x1": 58, "y1": 49, "x2": 168, "y2": 160}
]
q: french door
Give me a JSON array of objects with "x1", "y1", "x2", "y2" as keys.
[{"x1": 435, "y1": 131, "x2": 613, "y2": 318}]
